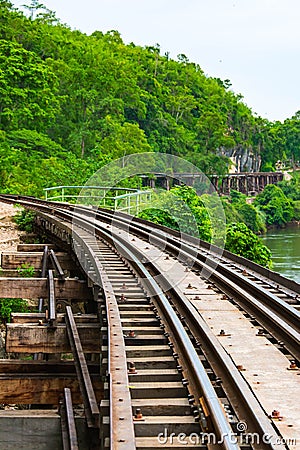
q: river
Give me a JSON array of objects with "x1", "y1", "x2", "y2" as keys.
[{"x1": 262, "y1": 225, "x2": 300, "y2": 283}]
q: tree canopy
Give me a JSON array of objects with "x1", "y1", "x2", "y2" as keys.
[{"x1": 0, "y1": 1, "x2": 299, "y2": 195}]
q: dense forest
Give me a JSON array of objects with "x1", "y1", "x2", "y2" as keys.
[
  {"x1": 1, "y1": 0, "x2": 300, "y2": 268},
  {"x1": 0, "y1": 0, "x2": 300, "y2": 197}
]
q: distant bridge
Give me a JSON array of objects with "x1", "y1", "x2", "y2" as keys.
[{"x1": 140, "y1": 171, "x2": 284, "y2": 195}]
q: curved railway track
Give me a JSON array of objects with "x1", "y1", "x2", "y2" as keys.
[{"x1": 0, "y1": 194, "x2": 299, "y2": 450}]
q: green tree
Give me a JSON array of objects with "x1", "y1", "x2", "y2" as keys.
[
  {"x1": 229, "y1": 190, "x2": 266, "y2": 233},
  {"x1": 254, "y1": 184, "x2": 294, "y2": 226},
  {"x1": 0, "y1": 39, "x2": 59, "y2": 130},
  {"x1": 0, "y1": 0, "x2": 298, "y2": 196}
]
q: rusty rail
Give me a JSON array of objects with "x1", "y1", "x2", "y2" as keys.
[
  {"x1": 49, "y1": 249, "x2": 65, "y2": 279},
  {"x1": 60, "y1": 387, "x2": 79, "y2": 450},
  {"x1": 65, "y1": 305, "x2": 99, "y2": 428},
  {"x1": 0, "y1": 194, "x2": 296, "y2": 450}
]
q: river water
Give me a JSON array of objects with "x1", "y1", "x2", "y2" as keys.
[{"x1": 262, "y1": 225, "x2": 300, "y2": 283}]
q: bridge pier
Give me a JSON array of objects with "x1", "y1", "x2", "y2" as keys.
[
  {"x1": 141, "y1": 172, "x2": 283, "y2": 196},
  {"x1": 216, "y1": 172, "x2": 283, "y2": 195}
]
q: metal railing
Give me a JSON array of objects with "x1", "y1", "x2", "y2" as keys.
[{"x1": 43, "y1": 186, "x2": 152, "y2": 215}]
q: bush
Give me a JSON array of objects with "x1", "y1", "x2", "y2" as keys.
[
  {"x1": 293, "y1": 200, "x2": 300, "y2": 221},
  {"x1": 228, "y1": 190, "x2": 266, "y2": 233},
  {"x1": 225, "y1": 222, "x2": 272, "y2": 268},
  {"x1": 13, "y1": 208, "x2": 35, "y2": 232},
  {"x1": 138, "y1": 186, "x2": 214, "y2": 241},
  {"x1": 138, "y1": 208, "x2": 179, "y2": 230},
  {"x1": 0, "y1": 298, "x2": 29, "y2": 323},
  {"x1": 254, "y1": 184, "x2": 294, "y2": 226},
  {"x1": 278, "y1": 174, "x2": 300, "y2": 201},
  {"x1": 17, "y1": 264, "x2": 35, "y2": 277},
  {"x1": 235, "y1": 202, "x2": 266, "y2": 233}
]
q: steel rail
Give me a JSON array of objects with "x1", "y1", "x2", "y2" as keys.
[
  {"x1": 84, "y1": 213, "x2": 287, "y2": 450},
  {"x1": 80, "y1": 207, "x2": 300, "y2": 354},
  {"x1": 3, "y1": 194, "x2": 298, "y2": 295},
  {"x1": 60, "y1": 387, "x2": 79, "y2": 450},
  {"x1": 1, "y1": 195, "x2": 241, "y2": 450},
  {"x1": 39, "y1": 245, "x2": 48, "y2": 312},
  {"x1": 69, "y1": 206, "x2": 289, "y2": 450},
  {"x1": 93, "y1": 205, "x2": 300, "y2": 295},
  {"x1": 65, "y1": 305, "x2": 99, "y2": 428},
  {"x1": 90, "y1": 207, "x2": 300, "y2": 295},
  {"x1": 68, "y1": 206, "x2": 289, "y2": 450},
  {"x1": 48, "y1": 268, "x2": 56, "y2": 326},
  {"x1": 72, "y1": 212, "x2": 239, "y2": 450},
  {"x1": 49, "y1": 249, "x2": 65, "y2": 279},
  {"x1": 0, "y1": 195, "x2": 296, "y2": 448}
]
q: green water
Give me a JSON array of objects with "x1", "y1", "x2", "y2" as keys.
[{"x1": 262, "y1": 226, "x2": 300, "y2": 283}]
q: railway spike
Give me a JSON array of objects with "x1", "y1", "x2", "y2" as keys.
[
  {"x1": 133, "y1": 408, "x2": 144, "y2": 421},
  {"x1": 289, "y1": 360, "x2": 298, "y2": 370},
  {"x1": 187, "y1": 394, "x2": 195, "y2": 404},
  {"x1": 271, "y1": 410, "x2": 283, "y2": 420},
  {"x1": 128, "y1": 362, "x2": 137, "y2": 374},
  {"x1": 119, "y1": 293, "x2": 127, "y2": 303}
]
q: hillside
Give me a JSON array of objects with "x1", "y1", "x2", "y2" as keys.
[{"x1": 0, "y1": 0, "x2": 299, "y2": 196}]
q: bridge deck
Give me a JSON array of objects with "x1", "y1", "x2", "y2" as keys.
[{"x1": 119, "y1": 224, "x2": 300, "y2": 449}]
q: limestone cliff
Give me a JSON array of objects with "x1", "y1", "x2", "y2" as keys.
[{"x1": 220, "y1": 146, "x2": 261, "y2": 173}]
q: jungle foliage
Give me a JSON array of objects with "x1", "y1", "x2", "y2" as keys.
[
  {"x1": 0, "y1": 298, "x2": 29, "y2": 323},
  {"x1": 0, "y1": 1, "x2": 299, "y2": 197},
  {"x1": 254, "y1": 184, "x2": 294, "y2": 227},
  {"x1": 139, "y1": 185, "x2": 273, "y2": 267},
  {"x1": 139, "y1": 180, "x2": 300, "y2": 268},
  {"x1": 1, "y1": 1, "x2": 300, "y2": 268},
  {"x1": 225, "y1": 223, "x2": 272, "y2": 268}
]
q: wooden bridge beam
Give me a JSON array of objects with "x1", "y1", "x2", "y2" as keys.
[
  {"x1": 0, "y1": 277, "x2": 91, "y2": 301},
  {"x1": 0, "y1": 374, "x2": 102, "y2": 404},
  {"x1": 0, "y1": 360, "x2": 103, "y2": 404},
  {"x1": 1, "y1": 252, "x2": 75, "y2": 270},
  {"x1": 11, "y1": 312, "x2": 98, "y2": 324},
  {"x1": 0, "y1": 412, "x2": 90, "y2": 450},
  {"x1": 17, "y1": 244, "x2": 57, "y2": 252},
  {"x1": 6, "y1": 322, "x2": 100, "y2": 353}
]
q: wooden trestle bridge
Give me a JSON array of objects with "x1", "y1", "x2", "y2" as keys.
[
  {"x1": 0, "y1": 195, "x2": 298, "y2": 450},
  {"x1": 141, "y1": 172, "x2": 284, "y2": 195}
]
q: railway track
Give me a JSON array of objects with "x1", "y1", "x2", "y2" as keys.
[{"x1": 0, "y1": 195, "x2": 299, "y2": 450}]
